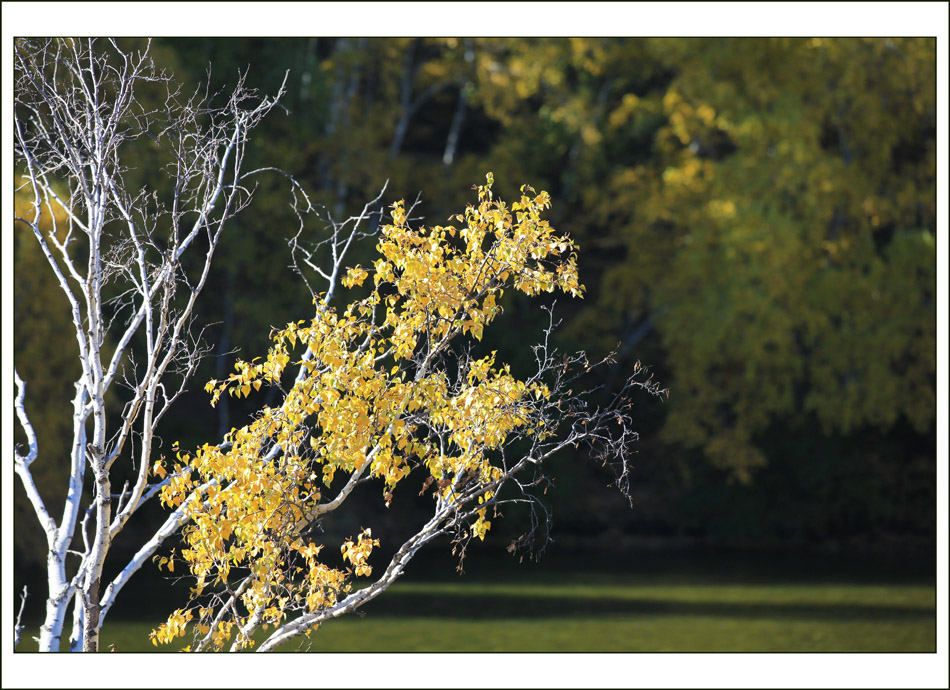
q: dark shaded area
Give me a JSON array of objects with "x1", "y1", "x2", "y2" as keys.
[
  {"x1": 394, "y1": 541, "x2": 936, "y2": 587},
  {"x1": 356, "y1": 591, "x2": 934, "y2": 623}
]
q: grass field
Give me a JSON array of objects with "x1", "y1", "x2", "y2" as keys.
[{"x1": 17, "y1": 576, "x2": 935, "y2": 653}]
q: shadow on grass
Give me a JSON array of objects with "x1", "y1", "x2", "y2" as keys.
[{"x1": 358, "y1": 592, "x2": 935, "y2": 622}]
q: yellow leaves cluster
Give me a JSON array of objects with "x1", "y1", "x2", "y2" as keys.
[
  {"x1": 341, "y1": 528, "x2": 379, "y2": 577},
  {"x1": 150, "y1": 607, "x2": 193, "y2": 647},
  {"x1": 471, "y1": 509, "x2": 491, "y2": 541},
  {"x1": 373, "y1": 173, "x2": 583, "y2": 356},
  {"x1": 299, "y1": 543, "x2": 350, "y2": 613},
  {"x1": 432, "y1": 352, "x2": 550, "y2": 454},
  {"x1": 341, "y1": 265, "x2": 369, "y2": 289}
]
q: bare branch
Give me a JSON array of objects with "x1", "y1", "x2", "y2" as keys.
[
  {"x1": 99, "y1": 478, "x2": 218, "y2": 625},
  {"x1": 13, "y1": 369, "x2": 54, "y2": 536},
  {"x1": 257, "y1": 508, "x2": 451, "y2": 652},
  {"x1": 14, "y1": 587, "x2": 29, "y2": 650}
]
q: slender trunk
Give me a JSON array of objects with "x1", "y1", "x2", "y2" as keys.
[
  {"x1": 390, "y1": 39, "x2": 419, "y2": 159},
  {"x1": 562, "y1": 76, "x2": 613, "y2": 201},
  {"x1": 37, "y1": 385, "x2": 89, "y2": 652},
  {"x1": 68, "y1": 579, "x2": 85, "y2": 651},
  {"x1": 80, "y1": 190, "x2": 108, "y2": 651},
  {"x1": 320, "y1": 38, "x2": 349, "y2": 194},
  {"x1": 37, "y1": 552, "x2": 70, "y2": 652},
  {"x1": 298, "y1": 37, "x2": 318, "y2": 104},
  {"x1": 442, "y1": 40, "x2": 474, "y2": 167},
  {"x1": 82, "y1": 462, "x2": 111, "y2": 652},
  {"x1": 442, "y1": 86, "x2": 469, "y2": 166}
]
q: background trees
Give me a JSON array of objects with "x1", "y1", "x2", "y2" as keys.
[
  {"x1": 155, "y1": 36, "x2": 934, "y2": 548},
  {"x1": 13, "y1": 36, "x2": 937, "y2": 636},
  {"x1": 581, "y1": 38, "x2": 936, "y2": 481}
]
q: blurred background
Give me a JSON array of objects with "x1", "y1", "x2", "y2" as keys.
[{"x1": 14, "y1": 37, "x2": 936, "y2": 652}]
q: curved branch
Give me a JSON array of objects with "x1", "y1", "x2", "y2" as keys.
[
  {"x1": 99, "y1": 478, "x2": 218, "y2": 626},
  {"x1": 13, "y1": 370, "x2": 52, "y2": 535},
  {"x1": 256, "y1": 507, "x2": 450, "y2": 652}
]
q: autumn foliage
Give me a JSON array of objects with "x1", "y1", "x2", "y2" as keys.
[{"x1": 152, "y1": 175, "x2": 659, "y2": 651}]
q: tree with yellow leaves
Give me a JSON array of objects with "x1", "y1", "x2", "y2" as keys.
[{"x1": 151, "y1": 174, "x2": 664, "y2": 652}]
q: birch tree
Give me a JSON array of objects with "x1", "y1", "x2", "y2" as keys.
[
  {"x1": 151, "y1": 174, "x2": 665, "y2": 652},
  {"x1": 13, "y1": 38, "x2": 286, "y2": 652},
  {"x1": 14, "y1": 37, "x2": 663, "y2": 654}
]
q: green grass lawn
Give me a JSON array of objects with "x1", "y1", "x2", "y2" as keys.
[{"x1": 17, "y1": 577, "x2": 935, "y2": 653}]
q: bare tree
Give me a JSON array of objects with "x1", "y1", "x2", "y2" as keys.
[{"x1": 13, "y1": 38, "x2": 286, "y2": 652}]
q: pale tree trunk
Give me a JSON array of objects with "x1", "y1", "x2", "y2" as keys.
[
  {"x1": 390, "y1": 38, "x2": 421, "y2": 158},
  {"x1": 442, "y1": 39, "x2": 475, "y2": 167},
  {"x1": 562, "y1": 75, "x2": 613, "y2": 202},
  {"x1": 390, "y1": 39, "x2": 455, "y2": 160},
  {"x1": 442, "y1": 85, "x2": 470, "y2": 166}
]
